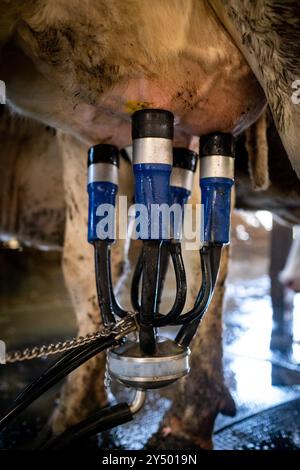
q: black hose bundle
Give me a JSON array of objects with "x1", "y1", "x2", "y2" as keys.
[
  {"x1": 42, "y1": 403, "x2": 133, "y2": 450},
  {"x1": 0, "y1": 334, "x2": 117, "y2": 431},
  {"x1": 130, "y1": 243, "x2": 220, "y2": 325},
  {"x1": 131, "y1": 241, "x2": 187, "y2": 326},
  {"x1": 94, "y1": 240, "x2": 127, "y2": 321},
  {"x1": 175, "y1": 244, "x2": 222, "y2": 347},
  {"x1": 130, "y1": 241, "x2": 222, "y2": 347}
]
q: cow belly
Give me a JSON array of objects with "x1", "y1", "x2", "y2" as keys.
[
  {"x1": 70, "y1": 65, "x2": 266, "y2": 147},
  {"x1": 5, "y1": 49, "x2": 265, "y2": 148},
  {"x1": 2, "y1": 0, "x2": 266, "y2": 146}
]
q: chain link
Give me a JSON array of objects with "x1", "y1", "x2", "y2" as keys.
[
  {"x1": 5, "y1": 312, "x2": 138, "y2": 364},
  {"x1": 104, "y1": 357, "x2": 112, "y2": 392}
]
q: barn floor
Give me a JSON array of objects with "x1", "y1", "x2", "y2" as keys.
[{"x1": 1, "y1": 211, "x2": 300, "y2": 450}]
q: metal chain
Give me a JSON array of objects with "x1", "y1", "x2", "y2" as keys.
[
  {"x1": 5, "y1": 312, "x2": 138, "y2": 364},
  {"x1": 104, "y1": 356, "x2": 112, "y2": 392}
]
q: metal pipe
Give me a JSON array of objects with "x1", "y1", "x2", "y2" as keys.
[
  {"x1": 129, "y1": 389, "x2": 147, "y2": 415},
  {"x1": 42, "y1": 389, "x2": 146, "y2": 449}
]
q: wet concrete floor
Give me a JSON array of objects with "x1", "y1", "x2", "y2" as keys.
[{"x1": 1, "y1": 212, "x2": 300, "y2": 449}]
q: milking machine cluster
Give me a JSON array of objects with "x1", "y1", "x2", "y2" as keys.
[{"x1": 0, "y1": 109, "x2": 235, "y2": 448}]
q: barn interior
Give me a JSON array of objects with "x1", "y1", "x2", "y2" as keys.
[
  {"x1": 1, "y1": 0, "x2": 300, "y2": 457},
  {"x1": 1, "y1": 209, "x2": 300, "y2": 450}
]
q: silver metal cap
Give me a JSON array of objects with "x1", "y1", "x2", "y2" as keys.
[{"x1": 107, "y1": 337, "x2": 190, "y2": 390}]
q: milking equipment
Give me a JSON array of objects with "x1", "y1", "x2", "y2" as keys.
[{"x1": 0, "y1": 109, "x2": 235, "y2": 449}]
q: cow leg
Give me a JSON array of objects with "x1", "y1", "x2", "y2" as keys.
[
  {"x1": 269, "y1": 219, "x2": 294, "y2": 352},
  {"x1": 149, "y1": 245, "x2": 235, "y2": 450},
  {"x1": 51, "y1": 133, "x2": 133, "y2": 433}
]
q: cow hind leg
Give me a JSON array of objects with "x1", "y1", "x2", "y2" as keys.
[
  {"x1": 50, "y1": 234, "x2": 107, "y2": 433},
  {"x1": 50, "y1": 133, "x2": 132, "y2": 433},
  {"x1": 148, "y1": 245, "x2": 235, "y2": 450},
  {"x1": 49, "y1": 133, "x2": 106, "y2": 433}
]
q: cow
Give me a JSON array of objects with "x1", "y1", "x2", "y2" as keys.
[
  {"x1": 279, "y1": 227, "x2": 300, "y2": 292},
  {"x1": 0, "y1": 0, "x2": 300, "y2": 449}
]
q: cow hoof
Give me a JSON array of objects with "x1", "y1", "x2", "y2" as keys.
[
  {"x1": 146, "y1": 431, "x2": 205, "y2": 450},
  {"x1": 146, "y1": 416, "x2": 213, "y2": 450},
  {"x1": 147, "y1": 384, "x2": 236, "y2": 450},
  {"x1": 219, "y1": 385, "x2": 236, "y2": 417}
]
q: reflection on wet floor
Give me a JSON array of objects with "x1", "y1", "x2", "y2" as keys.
[
  {"x1": 1, "y1": 211, "x2": 300, "y2": 449},
  {"x1": 214, "y1": 216, "x2": 300, "y2": 442}
]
